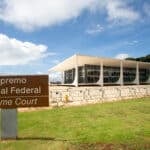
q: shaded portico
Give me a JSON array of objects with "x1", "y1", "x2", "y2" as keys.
[{"x1": 49, "y1": 54, "x2": 150, "y2": 87}]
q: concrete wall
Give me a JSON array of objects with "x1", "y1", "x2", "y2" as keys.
[{"x1": 49, "y1": 85, "x2": 150, "y2": 107}]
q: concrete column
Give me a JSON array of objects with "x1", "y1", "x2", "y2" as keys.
[
  {"x1": 100, "y1": 61, "x2": 104, "y2": 86},
  {"x1": 120, "y1": 61, "x2": 123, "y2": 86},
  {"x1": 74, "y1": 55, "x2": 78, "y2": 87},
  {"x1": 136, "y1": 62, "x2": 139, "y2": 85},
  {"x1": 62, "y1": 71, "x2": 64, "y2": 84},
  {"x1": 1, "y1": 109, "x2": 17, "y2": 140}
]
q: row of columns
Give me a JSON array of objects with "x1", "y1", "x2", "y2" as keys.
[
  {"x1": 98, "y1": 60, "x2": 140, "y2": 86},
  {"x1": 73, "y1": 55, "x2": 140, "y2": 87}
]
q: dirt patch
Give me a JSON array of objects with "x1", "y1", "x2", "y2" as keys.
[
  {"x1": 71, "y1": 143, "x2": 150, "y2": 150},
  {"x1": 18, "y1": 107, "x2": 52, "y2": 112}
]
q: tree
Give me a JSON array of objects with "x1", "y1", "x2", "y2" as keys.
[{"x1": 126, "y1": 54, "x2": 150, "y2": 62}]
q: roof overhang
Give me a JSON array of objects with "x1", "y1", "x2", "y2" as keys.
[{"x1": 49, "y1": 54, "x2": 150, "y2": 72}]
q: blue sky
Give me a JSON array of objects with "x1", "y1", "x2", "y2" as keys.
[{"x1": 0, "y1": 0, "x2": 150, "y2": 75}]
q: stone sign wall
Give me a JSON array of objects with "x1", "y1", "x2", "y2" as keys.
[{"x1": 49, "y1": 85, "x2": 150, "y2": 107}]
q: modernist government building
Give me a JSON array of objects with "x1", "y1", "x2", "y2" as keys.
[{"x1": 49, "y1": 54, "x2": 150, "y2": 87}]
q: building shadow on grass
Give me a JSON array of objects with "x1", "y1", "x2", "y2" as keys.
[{"x1": 17, "y1": 136, "x2": 77, "y2": 142}]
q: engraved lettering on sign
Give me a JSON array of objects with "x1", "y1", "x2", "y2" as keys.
[
  {"x1": 0, "y1": 78, "x2": 27, "y2": 86},
  {"x1": 0, "y1": 99, "x2": 12, "y2": 106},
  {"x1": 15, "y1": 97, "x2": 38, "y2": 106},
  {"x1": 0, "y1": 75, "x2": 49, "y2": 108},
  {"x1": 10, "y1": 87, "x2": 41, "y2": 94}
]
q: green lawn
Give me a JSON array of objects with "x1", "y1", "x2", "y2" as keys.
[{"x1": 0, "y1": 98, "x2": 150, "y2": 150}]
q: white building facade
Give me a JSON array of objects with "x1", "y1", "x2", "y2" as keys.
[{"x1": 49, "y1": 54, "x2": 150, "y2": 87}]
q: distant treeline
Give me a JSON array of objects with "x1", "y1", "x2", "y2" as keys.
[{"x1": 126, "y1": 54, "x2": 150, "y2": 62}]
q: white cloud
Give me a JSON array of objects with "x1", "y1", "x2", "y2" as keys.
[
  {"x1": 86, "y1": 24, "x2": 104, "y2": 35},
  {"x1": 106, "y1": 0, "x2": 140, "y2": 24},
  {"x1": 0, "y1": 0, "x2": 97, "y2": 31},
  {"x1": 0, "y1": 33, "x2": 53, "y2": 65},
  {"x1": 115, "y1": 53, "x2": 130, "y2": 60},
  {"x1": 0, "y1": 0, "x2": 140, "y2": 31},
  {"x1": 124, "y1": 40, "x2": 139, "y2": 46}
]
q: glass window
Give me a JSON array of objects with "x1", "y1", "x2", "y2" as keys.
[
  {"x1": 139, "y1": 69, "x2": 149, "y2": 82},
  {"x1": 123, "y1": 68, "x2": 136, "y2": 83},
  {"x1": 85, "y1": 65, "x2": 100, "y2": 83},
  {"x1": 64, "y1": 68, "x2": 75, "y2": 84},
  {"x1": 104, "y1": 66, "x2": 120, "y2": 83}
]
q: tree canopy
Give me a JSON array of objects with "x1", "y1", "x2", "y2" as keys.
[{"x1": 126, "y1": 54, "x2": 150, "y2": 62}]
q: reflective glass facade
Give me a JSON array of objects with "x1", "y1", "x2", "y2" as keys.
[
  {"x1": 64, "y1": 68, "x2": 75, "y2": 84},
  {"x1": 64, "y1": 64, "x2": 150, "y2": 84},
  {"x1": 78, "y1": 66, "x2": 85, "y2": 83},
  {"x1": 123, "y1": 68, "x2": 136, "y2": 83},
  {"x1": 85, "y1": 65, "x2": 100, "y2": 83},
  {"x1": 139, "y1": 69, "x2": 150, "y2": 83},
  {"x1": 104, "y1": 66, "x2": 120, "y2": 83},
  {"x1": 78, "y1": 65, "x2": 100, "y2": 83}
]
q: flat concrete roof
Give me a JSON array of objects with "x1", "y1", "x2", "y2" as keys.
[{"x1": 49, "y1": 54, "x2": 150, "y2": 72}]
